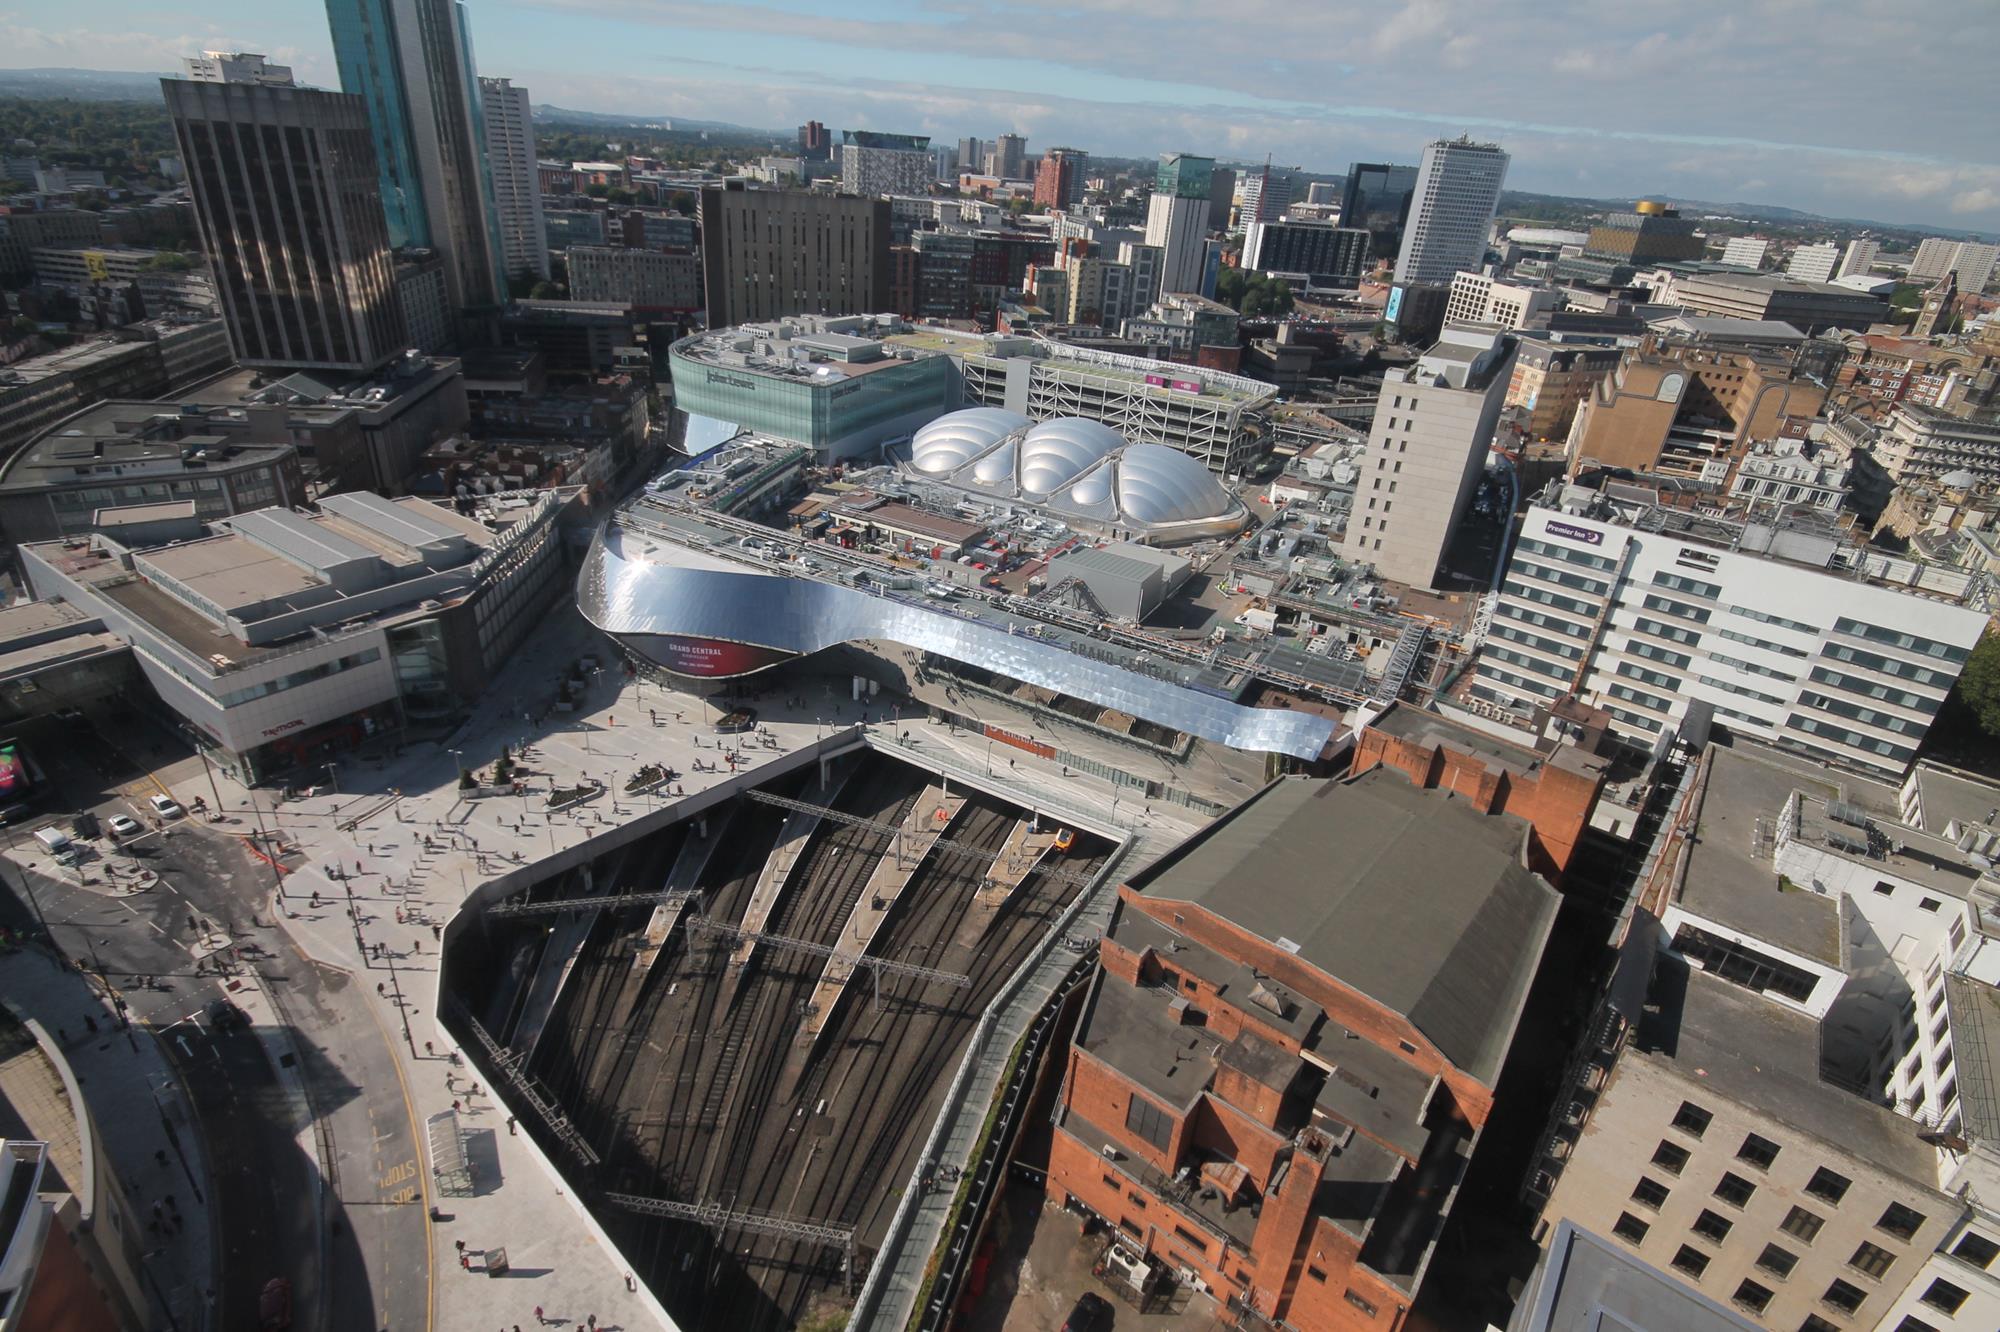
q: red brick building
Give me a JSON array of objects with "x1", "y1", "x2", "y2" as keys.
[
  {"x1": 1045, "y1": 769, "x2": 1561, "y2": 1330},
  {"x1": 1351, "y1": 703, "x2": 1606, "y2": 882}
]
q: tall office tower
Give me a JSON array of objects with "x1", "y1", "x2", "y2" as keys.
[
  {"x1": 1394, "y1": 138, "x2": 1508, "y2": 284},
  {"x1": 1206, "y1": 166, "x2": 1236, "y2": 233},
  {"x1": 796, "y1": 120, "x2": 831, "y2": 161},
  {"x1": 165, "y1": 58, "x2": 402, "y2": 372},
  {"x1": 1340, "y1": 161, "x2": 1419, "y2": 259},
  {"x1": 1236, "y1": 169, "x2": 1293, "y2": 228},
  {"x1": 839, "y1": 131, "x2": 934, "y2": 196},
  {"x1": 1720, "y1": 235, "x2": 1768, "y2": 269},
  {"x1": 931, "y1": 143, "x2": 959, "y2": 183},
  {"x1": 992, "y1": 133, "x2": 1027, "y2": 181},
  {"x1": 1145, "y1": 153, "x2": 1215, "y2": 296},
  {"x1": 1786, "y1": 241, "x2": 1839, "y2": 284},
  {"x1": 1342, "y1": 326, "x2": 1516, "y2": 587},
  {"x1": 699, "y1": 184, "x2": 890, "y2": 325},
  {"x1": 1032, "y1": 147, "x2": 1086, "y2": 210},
  {"x1": 957, "y1": 138, "x2": 984, "y2": 179},
  {"x1": 478, "y1": 77, "x2": 548, "y2": 283},
  {"x1": 324, "y1": 0, "x2": 504, "y2": 315},
  {"x1": 1838, "y1": 237, "x2": 1880, "y2": 280}
]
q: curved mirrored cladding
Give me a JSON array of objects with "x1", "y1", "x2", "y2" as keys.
[{"x1": 578, "y1": 528, "x2": 1335, "y2": 762}]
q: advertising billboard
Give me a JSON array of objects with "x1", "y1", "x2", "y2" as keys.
[
  {"x1": 644, "y1": 635, "x2": 797, "y2": 679},
  {"x1": 0, "y1": 742, "x2": 24, "y2": 798},
  {"x1": 1385, "y1": 285, "x2": 1406, "y2": 325}
]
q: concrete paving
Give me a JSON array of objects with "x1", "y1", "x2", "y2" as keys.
[{"x1": 106, "y1": 602, "x2": 1213, "y2": 1332}]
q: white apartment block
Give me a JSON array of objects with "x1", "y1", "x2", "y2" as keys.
[
  {"x1": 1445, "y1": 270, "x2": 1558, "y2": 329},
  {"x1": 840, "y1": 142, "x2": 933, "y2": 198},
  {"x1": 1838, "y1": 238, "x2": 1881, "y2": 281},
  {"x1": 1143, "y1": 191, "x2": 1209, "y2": 295},
  {"x1": 1532, "y1": 739, "x2": 2000, "y2": 1332},
  {"x1": 1394, "y1": 137, "x2": 1509, "y2": 284},
  {"x1": 1879, "y1": 404, "x2": 2000, "y2": 483},
  {"x1": 1728, "y1": 438, "x2": 1850, "y2": 513},
  {"x1": 1470, "y1": 500, "x2": 1987, "y2": 776},
  {"x1": 1341, "y1": 326, "x2": 1515, "y2": 587},
  {"x1": 1721, "y1": 236, "x2": 1769, "y2": 270},
  {"x1": 1787, "y1": 242, "x2": 1840, "y2": 285},
  {"x1": 479, "y1": 77, "x2": 550, "y2": 282},
  {"x1": 1909, "y1": 238, "x2": 2000, "y2": 294}
]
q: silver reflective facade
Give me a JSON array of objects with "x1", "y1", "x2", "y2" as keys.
[{"x1": 578, "y1": 526, "x2": 1335, "y2": 760}]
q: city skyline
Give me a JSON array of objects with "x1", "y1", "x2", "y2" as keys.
[{"x1": 4, "y1": 0, "x2": 1996, "y2": 233}]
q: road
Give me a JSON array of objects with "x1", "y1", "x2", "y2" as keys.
[{"x1": 0, "y1": 704, "x2": 430, "y2": 1332}]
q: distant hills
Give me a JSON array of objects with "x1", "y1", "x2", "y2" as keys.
[{"x1": 0, "y1": 67, "x2": 171, "y2": 100}]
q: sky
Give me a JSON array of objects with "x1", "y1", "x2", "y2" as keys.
[{"x1": 6, "y1": 0, "x2": 1999, "y2": 234}]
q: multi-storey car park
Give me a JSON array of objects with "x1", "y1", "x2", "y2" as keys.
[{"x1": 442, "y1": 742, "x2": 1117, "y2": 1331}]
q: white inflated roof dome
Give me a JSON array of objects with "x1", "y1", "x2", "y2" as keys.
[{"x1": 909, "y1": 408, "x2": 1030, "y2": 475}]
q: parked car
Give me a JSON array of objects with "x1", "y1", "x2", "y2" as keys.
[
  {"x1": 148, "y1": 794, "x2": 184, "y2": 819},
  {"x1": 1062, "y1": 1292, "x2": 1112, "y2": 1332},
  {"x1": 107, "y1": 815, "x2": 141, "y2": 839}
]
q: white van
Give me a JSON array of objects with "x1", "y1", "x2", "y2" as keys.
[{"x1": 33, "y1": 827, "x2": 73, "y2": 859}]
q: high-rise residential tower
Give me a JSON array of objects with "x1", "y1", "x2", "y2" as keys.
[
  {"x1": 796, "y1": 120, "x2": 831, "y2": 161},
  {"x1": 479, "y1": 76, "x2": 548, "y2": 283},
  {"x1": 1786, "y1": 241, "x2": 1839, "y2": 284},
  {"x1": 1838, "y1": 236, "x2": 1880, "y2": 280},
  {"x1": 165, "y1": 56, "x2": 403, "y2": 372},
  {"x1": 1340, "y1": 161, "x2": 1418, "y2": 259},
  {"x1": 1145, "y1": 152, "x2": 1215, "y2": 296},
  {"x1": 324, "y1": 0, "x2": 505, "y2": 315},
  {"x1": 991, "y1": 133, "x2": 1027, "y2": 181},
  {"x1": 699, "y1": 184, "x2": 891, "y2": 325},
  {"x1": 839, "y1": 131, "x2": 933, "y2": 196},
  {"x1": 1032, "y1": 147, "x2": 1087, "y2": 210},
  {"x1": 1393, "y1": 138, "x2": 1508, "y2": 284}
]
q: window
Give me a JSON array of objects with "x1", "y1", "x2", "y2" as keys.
[
  {"x1": 1631, "y1": 1177, "x2": 1671, "y2": 1211},
  {"x1": 1652, "y1": 1141, "x2": 1691, "y2": 1175},
  {"x1": 1738, "y1": 1133, "x2": 1781, "y2": 1170},
  {"x1": 1919, "y1": 898, "x2": 1941, "y2": 913},
  {"x1": 1757, "y1": 1243, "x2": 1799, "y2": 1279},
  {"x1": 1920, "y1": 1279, "x2": 1969, "y2": 1314},
  {"x1": 1124, "y1": 1094, "x2": 1173, "y2": 1151},
  {"x1": 1873, "y1": 881, "x2": 1896, "y2": 896},
  {"x1": 1822, "y1": 1278, "x2": 1865, "y2": 1315},
  {"x1": 1612, "y1": 1212, "x2": 1651, "y2": 1245},
  {"x1": 1782, "y1": 1206, "x2": 1826, "y2": 1242},
  {"x1": 1118, "y1": 1217, "x2": 1141, "y2": 1238},
  {"x1": 1877, "y1": 1202, "x2": 1927, "y2": 1241},
  {"x1": 1305, "y1": 1266, "x2": 1326, "y2": 1283},
  {"x1": 1892, "y1": 1317, "x2": 1940, "y2": 1332},
  {"x1": 1101, "y1": 1173, "x2": 1120, "y2": 1189},
  {"x1": 1848, "y1": 1241, "x2": 1895, "y2": 1279},
  {"x1": 1671, "y1": 1101, "x2": 1713, "y2": 1138},
  {"x1": 1672, "y1": 924, "x2": 1819, "y2": 1003},
  {"x1": 1805, "y1": 1167, "x2": 1852, "y2": 1205},
  {"x1": 1800, "y1": 1318, "x2": 1840, "y2": 1332},
  {"x1": 1171, "y1": 1225, "x2": 1206, "y2": 1252},
  {"x1": 1692, "y1": 1209, "x2": 1734, "y2": 1244},
  {"x1": 1732, "y1": 1279, "x2": 1773, "y2": 1314},
  {"x1": 1951, "y1": 1230, "x2": 1999, "y2": 1268},
  {"x1": 1713, "y1": 1172, "x2": 1757, "y2": 1208},
  {"x1": 1671, "y1": 1245, "x2": 1710, "y2": 1279},
  {"x1": 1343, "y1": 1291, "x2": 1378, "y2": 1317}
]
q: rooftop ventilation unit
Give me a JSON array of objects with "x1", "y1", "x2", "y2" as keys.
[
  {"x1": 1827, "y1": 798, "x2": 1869, "y2": 828},
  {"x1": 1825, "y1": 827, "x2": 1871, "y2": 856}
]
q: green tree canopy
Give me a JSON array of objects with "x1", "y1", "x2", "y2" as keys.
[{"x1": 1955, "y1": 632, "x2": 2000, "y2": 737}]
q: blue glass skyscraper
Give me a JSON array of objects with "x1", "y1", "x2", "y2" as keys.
[{"x1": 324, "y1": 0, "x2": 506, "y2": 316}]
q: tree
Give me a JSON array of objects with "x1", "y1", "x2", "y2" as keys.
[
  {"x1": 528, "y1": 280, "x2": 563, "y2": 301},
  {"x1": 1955, "y1": 632, "x2": 2000, "y2": 737}
]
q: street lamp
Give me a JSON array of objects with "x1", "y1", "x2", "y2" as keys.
[{"x1": 323, "y1": 762, "x2": 339, "y2": 796}]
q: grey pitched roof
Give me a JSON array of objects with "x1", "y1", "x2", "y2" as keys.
[{"x1": 1130, "y1": 770, "x2": 1560, "y2": 1083}]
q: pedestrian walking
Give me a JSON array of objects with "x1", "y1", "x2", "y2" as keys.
[
  {"x1": 460, "y1": 1252, "x2": 470, "y2": 1271},
  {"x1": 455, "y1": 1239, "x2": 466, "y2": 1254},
  {"x1": 425, "y1": 1041, "x2": 435, "y2": 1056},
  {"x1": 533, "y1": 1307, "x2": 543, "y2": 1325},
  {"x1": 452, "y1": 1099, "x2": 461, "y2": 1112},
  {"x1": 506, "y1": 1115, "x2": 517, "y2": 1136}
]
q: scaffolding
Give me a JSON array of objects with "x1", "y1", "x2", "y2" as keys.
[
  {"x1": 602, "y1": 1192, "x2": 857, "y2": 1288},
  {"x1": 487, "y1": 888, "x2": 700, "y2": 919}
]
